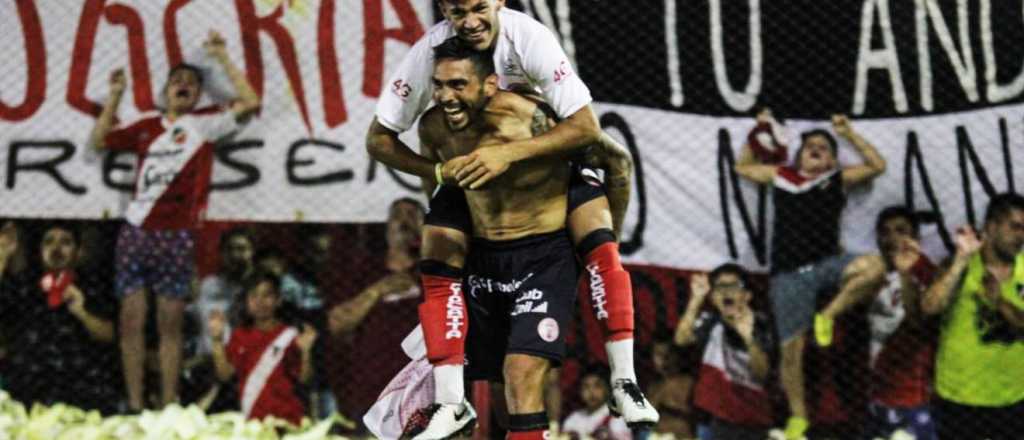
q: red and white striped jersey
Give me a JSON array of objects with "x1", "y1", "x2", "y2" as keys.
[{"x1": 104, "y1": 107, "x2": 240, "y2": 230}]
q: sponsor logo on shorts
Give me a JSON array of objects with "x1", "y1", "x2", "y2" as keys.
[
  {"x1": 586, "y1": 263, "x2": 610, "y2": 320},
  {"x1": 537, "y1": 317, "x2": 559, "y2": 342},
  {"x1": 445, "y1": 282, "x2": 465, "y2": 339},
  {"x1": 466, "y1": 273, "x2": 535, "y2": 297},
  {"x1": 511, "y1": 288, "x2": 549, "y2": 316}
]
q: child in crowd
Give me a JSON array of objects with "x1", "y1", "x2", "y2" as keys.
[
  {"x1": 561, "y1": 365, "x2": 632, "y2": 440},
  {"x1": 208, "y1": 272, "x2": 317, "y2": 425}
]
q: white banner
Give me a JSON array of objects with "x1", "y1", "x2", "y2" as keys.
[
  {"x1": 606, "y1": 102, "x2": 1024, "y2": 271},
  {"x1": 1, "y1": 1, "x2": 1022, "y2": 271}
]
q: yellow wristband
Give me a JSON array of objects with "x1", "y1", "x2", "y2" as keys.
[{"x1": 435, "y1": 162, "x2": 444, "y2": 186}]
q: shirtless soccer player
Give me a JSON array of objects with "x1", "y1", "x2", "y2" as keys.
[
  {"x1": 366, "y1": 1, "x2": 656, "y2": 436},
  {"x1": 400, "y1": 38, "x2": 587, "y2": 440}
]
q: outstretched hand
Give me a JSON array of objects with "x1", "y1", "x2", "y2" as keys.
[
  {"x1": 203, "y1": 30, "x2": 228, "y2": 59},
  {"x1": 954, "y1": 226, "x2": 982, "y2": 259},
  {"x1": 831, "y1": 114, "x2": 854, "y2": 139},
  {"x1": 109, "y1": 68, "x2": 127, "y2": 95},
  {"x1": 689, "y1": 273, "x2": 711, "y2": 303}
]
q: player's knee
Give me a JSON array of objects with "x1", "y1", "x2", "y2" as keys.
[
  {"x1": 568, "y1": 198, "x2": 612, "y2": 244},
  {"x1": 503, "y1": 354, "x2": 549, "y2": 402}
]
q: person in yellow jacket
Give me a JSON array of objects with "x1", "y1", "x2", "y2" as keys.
[{"x1": 921, "y1": 192, "x2": 1024, "y2": 440}]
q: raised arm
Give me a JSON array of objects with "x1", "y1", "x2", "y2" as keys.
[
  {"x1": 204, "y1": 31, "x2": 259, "y2": 119},
  {"x1": 327, "y1": 272, "x2": 416, "y2": 336},
  {"x1": 207, "y1": 311, "x2": 236, "y2": 381},
  {"x1": 88, "y1": 69, "x2": 127, "y2": 150},
  {"x1": 833, "y1": 115, "x2": 886, "y2": 188},
  {"x1": 674, "y1": 273, "x2": 711, "y2": 347},
  {"x1": 295, "y1": 324, "x2": 318, "y2": 385},
  {"x1": 922, "y1": 227, "x2": 978, "y2": 316},
  {"x1": 64, "y1": 285, "x2": 115, "y2": 343},
  {"x1": 734, "y1": 142, "x2": 778, "y2": 185}
]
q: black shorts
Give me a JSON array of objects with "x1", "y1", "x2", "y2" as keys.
[
  {"x1": 423, "y1": 164, "x2": 605, "y2": 235},
  {"x1": 463, "y1": 230, "x2": 578, "y2": 381},
  {"x1": 423, "y1": 184, "x2": 473, "y2": 233},
  {"x1": 567, "y1": 162, "x2": 606, "y2": 212}
]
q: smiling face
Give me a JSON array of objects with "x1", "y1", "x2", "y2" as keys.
[
  {"x1": 41, "y1": 228, "x2": 77, "y2": 272},
  {"x1": 797, "y1": 133, "x2": 837, "y2": 175},
  {"x1": 432, "y1": 58, "x2": 493, "y2": 131},
  {"x1": 439, "y1": 0, "x2": 504, "y2": 50},
  {"x1": 164, "y1": 67, "x2": 202, "y2": 114}
]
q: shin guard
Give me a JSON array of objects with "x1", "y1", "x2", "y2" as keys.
[
  {"x1": 418, "y1": 260, "x2": 467, "y2": 366},
  {"x1": 578, "y1": 229, "x2": 634, "y2": 341}
]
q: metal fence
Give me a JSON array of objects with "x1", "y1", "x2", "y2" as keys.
[{"x1": 2, "y1": 1, "x2": 1024, "y2": 439}]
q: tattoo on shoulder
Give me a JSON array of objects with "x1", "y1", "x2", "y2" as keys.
[{"x1": 530, "y1": 107, "x2": 552, "y2": 136}]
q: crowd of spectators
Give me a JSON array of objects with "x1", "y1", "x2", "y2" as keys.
[{"x1": 1, "y1": 30, "x2": 1022, "y2": 437}]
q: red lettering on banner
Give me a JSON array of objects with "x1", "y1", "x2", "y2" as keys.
[
  {"x1": 163, "y1": 0, "x2": 192, "y2": 67},
  {"x1": 1, "y1": 0, "x2": 46, "y2": 122},
  {"x1": 235, "y1": 0, "x2": 310, "y2": 131},
  {"x1": 318, "y1": 0, "x2": 348, "y2": 128},
  {"x1": 362, "y1": 0, "x2": 424, "y2": 97},
  {"x1": 68, "y1": 0, "x2": 155, "y2": 117}
]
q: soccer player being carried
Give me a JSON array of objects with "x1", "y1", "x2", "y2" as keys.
[
  {"x1": 89, "y1": 30, "x2": 260, "y2": 412},
  {"x1": 366, "y1": 1, "x2": 656, "y2": 437},
  {"x1": 401, "y1": 38, "x2": 612, "y2": 440}
]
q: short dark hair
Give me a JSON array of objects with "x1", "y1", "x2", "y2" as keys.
[
  {"x1": 984, "y1": 192, "x2": 1024, "y2": 226},
  {"x1": 709, "y1": 263, "x2": 750, "y2": 289},
  {"x1": 242, "y1": 270, "x2": 282, "y2": 297},
  {"x1": 219, "y1": 226, "x2": 255, "y2": 252},
  {"x1": 580, "y1": 364, "x2": 611, "y2": 387},
  {"x1": 433, "y1": 37, "x2": 495, "y2": 80},
  {"x1": 391, "y1": 197, "x2": 426, "y2": 215},
  {"x1": 876, "y1": 205, "x2": 920, "y2": 236},
  {"x1": 255, "y1": 245, "x2": 286, "y2": 263},
  {"x1": 794, "y1": 128, "x2": 839, "y2": 168},
  {"x1": 39, "y1": 221, "x2": 80, "y2": 246},
  {"x1": 167, "y1": 63, "x2": 204, "y2": 87},
  {"x1": 240, "y1": 270, "x2": 284, "y2": 326}
]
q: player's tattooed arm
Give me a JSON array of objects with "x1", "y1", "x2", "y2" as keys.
[{"x1": 582, "y1": 133, "x2": 633, "y2": 237}]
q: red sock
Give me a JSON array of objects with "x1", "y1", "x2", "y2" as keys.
[
  {"x1": 506, "y1": 429, "x2": 548, "y2": 440},
  {"x1": 418, "y1": 261, "x2": 466, "y2": 366},
  {"x1": 579, "y1": 232, "x2": 634, "y2": 342}
]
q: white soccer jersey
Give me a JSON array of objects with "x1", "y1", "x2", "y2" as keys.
[
  {"x1": 375, "y1": 7, "x2": 593, "y2": 133},
  {"x1": 561, "y1": 406, "x2": 631, "y2": 440},
  {"x1": 104, "y1": 107, "x2": 240, "y2": 229}
]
